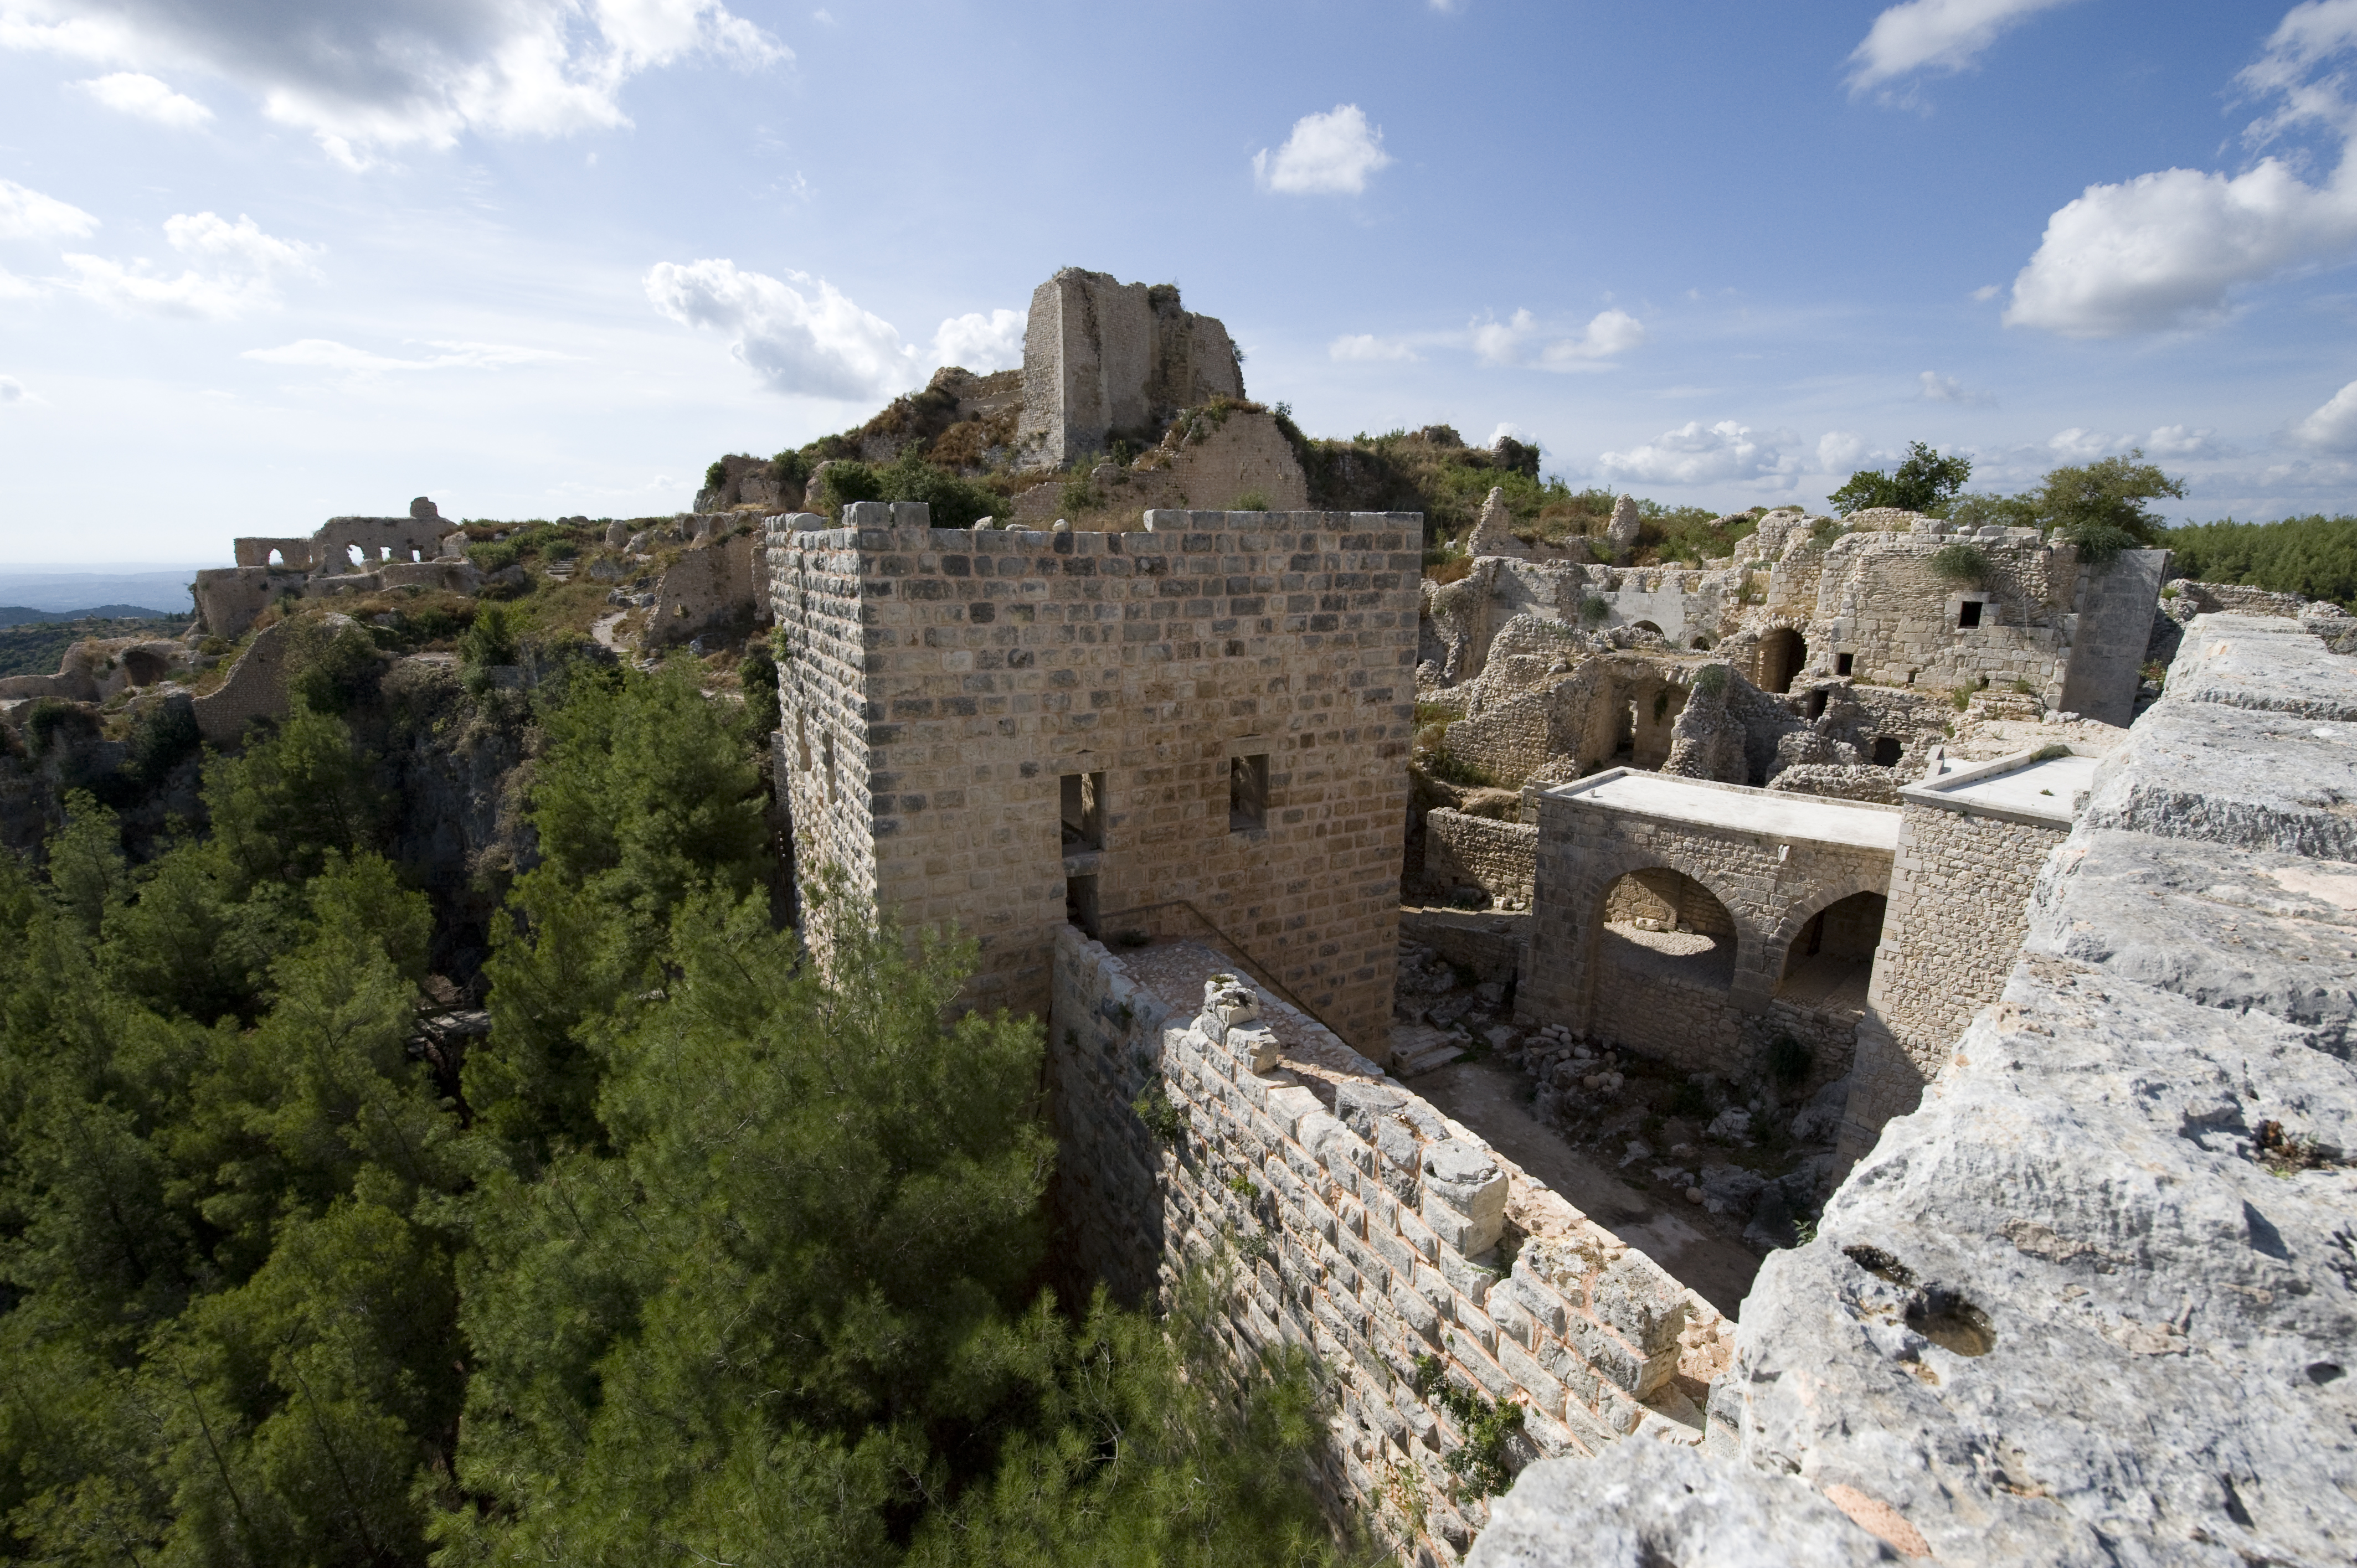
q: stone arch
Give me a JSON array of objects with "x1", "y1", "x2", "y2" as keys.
[
  {"x1": 1759, "y1": 627, "x2": 1808, "y2": 694},
  {"x1": 268, "y1": 548, "x2": 286, "y2": 567},
  {"x1": 1631, "y1": 619, "x2": 1663, "y2": 637},
  {"x1": 1576, "y1": 843, "x2": 1769, "y2": 997},
  {"x1": 121, "y1": 649, "x2": 167, "y2": 686},
  {"x1": 1690, "y1": 635, "x2": 1712, "y2": 651},
  {"x1": 1763, "y1": 869, "x2": 1895, "y2": 961}
]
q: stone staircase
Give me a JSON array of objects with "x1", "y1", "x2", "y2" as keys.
[{"x1": 1389, "y1": 1022, "x2": 1469, "y2": 1078}]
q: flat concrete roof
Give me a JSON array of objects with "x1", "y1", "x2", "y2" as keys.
[
  {"x1": 1548, "y1": 770, "x2": 1902, "y2": 851},
  {"x1": 1909, "y1": 751, "x2": 2096, "y2": 825}
]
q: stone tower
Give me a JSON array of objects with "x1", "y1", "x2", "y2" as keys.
[{"x1": 1015, "y1": 269, "x2": 1244, "y2": 470}]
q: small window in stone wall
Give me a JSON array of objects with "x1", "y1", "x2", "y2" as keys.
[
  {"x1": 1061, "y1": 771, "x2": 1105, "y2": 850},
  {"x1": 1836, "y1": 652, "x2": 1855, "y2": 676},
  {"x1": 1872, "y1": 736, "x2": 1902, "y2": 767},
  {"x1": 1229, "y1": 754, "x2": 1268, "y2": 833},
  {"x1": 1957, "y1": 600, "x2": 1984, "y2": 629},
  {"x1": 823, "y1": 734, "x2": 838, "y2": 803},
  {"x1": 796, "y1": 712, "x2": 811, "y2": 771}
]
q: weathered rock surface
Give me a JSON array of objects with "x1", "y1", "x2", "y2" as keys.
[
  {"x1": 1471, "y1": 609, "x2": 2357, "y2": 1566},
  {"x1": 1473, "y1": 1441, "x2": 1888, "y2": 1566}
]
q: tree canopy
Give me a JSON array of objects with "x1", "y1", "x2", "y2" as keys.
[
  {"x1": 0, "y1": 646, "x2": 1342, "y2": 1566},
  {"x1": 1828, "y1": 441, "x2": 1973, "y2": 517}
]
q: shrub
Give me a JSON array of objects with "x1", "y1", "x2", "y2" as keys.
[
  {"x1": 1133, "y1": 1085, "x2": 1186, "y2": 1143},
  {"x1": 467, "y1": 539, "x2": 521, "y2": 573},
  {"x1": 461, "y1": 601, "x2": 519, "y2": 668},
  {"x1": 24, "y1": 696, "x2": 93, "y2": 756},
  {"x1": 1422, "y1": 749, "x2": 1499, "y2": 788},
  {"x1": 286, "y1": 616, "x2": 383, "y2": 716},
  {"x1": 1929, "y1": 541, "x2": 1993, "y2": 585},
  {"x1": 1578, "y1": 594, "x2": 1610, "y2": 625},
  {"x1": 1692, "y1": 664, "x2": 1731, "y2": 700},
  {"x1": 1233, "y1": 489, "x2": 1272, "y2": 512},
  {"x1": 1668, "y1": 1077, "x2": 1713, "y2": 1120},
  {"x1": 737, "y1": 641, "x2": 780, "y2": 738},
  {"x1": 124, "y1": 697, "x2": 201, "y2": 785},
  {"x1": 1412, "y1": 1355, "x2": 1526, "y2": 1498},
  {"x1": 703, "y1": 458, "x2": 727, "y2": 492}
]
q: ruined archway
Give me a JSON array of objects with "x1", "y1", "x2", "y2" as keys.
[
  {"x1": 1776, "y1": 890, "x2": 1885, "y2": 1013},
  {"x1": 121, "y1": 649, "x2": 167, "y2": 686},
  {"x1": 1871, "y1": 736, "x2": 1902, "y2": 767},
  {"x1": 1759, "y1": 627, "x2": 1807, "y2": 694},
  {"x1": 1589, "y1": 867, "x2": 1738, "y2": 1037}
]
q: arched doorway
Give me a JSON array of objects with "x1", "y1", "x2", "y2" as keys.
[
  {"x1": 1759, "y1": 627, "x2": 1807, "y2": 694},
  {"x1": 1588, "y1": 867, "x2": 1740, "y2": 1059},
  {"x1": 1777, "y1": 891, "x2": 1885, "y2": 1013}
]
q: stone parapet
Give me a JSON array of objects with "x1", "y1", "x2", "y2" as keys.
[{"x1": 1049, "y1": 927, "x2": 1734, "y2": 1565}]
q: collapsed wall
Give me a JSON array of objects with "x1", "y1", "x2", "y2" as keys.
[
  {"x1": 1468, "y1": 611, "x2": 2357, "y2": 1566},
  {"x1": 1049, "y1": 926, "x2": 1736, "y2": 1564},
  {"x1": 1016, "y1": 270, "x2": 1244, "y2": 470}
]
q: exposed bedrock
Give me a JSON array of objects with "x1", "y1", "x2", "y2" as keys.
[{"x1": 1470, "y1": 611, "x2": 2357, "y2": 1567}]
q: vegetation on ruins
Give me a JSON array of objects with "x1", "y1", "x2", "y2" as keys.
[
  {"x1": 1927, "y1": 541, "x2": 1994, "y2": 586},
  {"x1": 0, "y1": 634, "x2": 1346, "y2": 1566},
  {"x1": 1828, "y1": 441, "x2": 1973, "y2": 517}
]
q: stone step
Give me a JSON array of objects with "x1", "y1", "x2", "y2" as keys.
[{"x1": 1390, "y1": 1023, "x2": 1468, "y2": 1078}]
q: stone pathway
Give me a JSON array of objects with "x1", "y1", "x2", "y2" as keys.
[
  {"x1": 591, "y1": 610, "x2": 627, "y2": 651},
  {"x1": 1407, "y1": 1052, "x2": 1767, "y2": 1319}
]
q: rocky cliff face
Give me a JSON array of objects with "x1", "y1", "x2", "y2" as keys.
[{"x1": 1470, "y1": 611, "x2": 2357, "y2": 1567}]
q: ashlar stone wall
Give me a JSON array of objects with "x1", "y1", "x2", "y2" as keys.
[
  {"x1": 1806, "y1": 529, "x2": 2078, "y2": 698},
  {"x1": 1832, "y1": 765, "x2": 2075, "y2": 1171},
  {"x1": 1424, "y1": 809, "x2": 1538, "y2": 907},
  {"x1": 768, "y1": 503, "x2": 1422, "y2": 1056},
  {"x1": 1049, "y1": 927, "x2": 1735, "y2": 1565},
  {"x1": 1517, "y1": 773, "x2": 1896, "y2": 1085}
]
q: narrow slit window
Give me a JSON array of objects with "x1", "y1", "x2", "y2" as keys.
[
  {"x1": 1229, "y1": 754, "x2": 1268, "y2": 832},
  {"x1": 1061, "y1": 771, "x2": 1104, "y2": 850},
  {"x1": 1957, "y1": 600, "x2": 1984, "y2": 629}
]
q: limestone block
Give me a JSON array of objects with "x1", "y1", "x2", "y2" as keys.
[
  {"x1": 1420, "y1": 1139, "x2": 1509, "y2": 1257},
  {"x1": 2083, "y1": 698, "x2": 2357, "y2": 859}
]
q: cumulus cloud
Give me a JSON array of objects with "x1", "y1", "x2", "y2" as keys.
[
  {"x1": 1470, "y1": 307, "x2": 1645, "y2": 370},
  {"x1": 2045, "y1": 426, "x2": 2133, "y2": 460},
  {"x1": 1817, "y1": 430, "x2": 1867, "y2": 472},
  {"x1": 931, "y1": 307, "x2": 1025, "y2": 373},
  {"x1": 2006, "y1": 4, "x2": 2357, "y2": 337},
  {"x1": 649, "y1": 260, "x2": 1017, "y2": 401},
  {"x1": 0, "y1": 0, "x2": 786, "y2": 160},
  {"x1": 2288, "y1": 378, "x2": 2357, "y2": 450},
  {"x1": 1846, "y1": 0, "x2": 2082, "y2": 92},
  {"x1": 1488, "y1": 422, "x2": 1535, "y2": 448},
  {"x1": 2146, "y1": 422, "x2": 2231, "y2": 458},
  {"x1": 1598, "y1": 420, "x2": 1805, "y2": 487},
  {"x1": 60, "y1": 210, "x2": 320, "y2": 318},
  {"x1": 0, "y1": 178, "x2": 97, "y2": 240},
  {"x1": 76, "y1": 69, "x2": 208, "y2": 125},
  {"x1": 1919, "y1": 369, "x2": 1997, "y2": 406},
  {"x1": 1329, "y1": 332, "x2": 1419, "y2": 362},
  {"x1": 1252, "y1": 104, "x2": 1391, "y2": 195},
  {"x1": 243, "y1": 338, "x2": 564, "y2": 372}
]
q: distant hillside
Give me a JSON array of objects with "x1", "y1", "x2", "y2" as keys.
[
  {"x1": 0, "y1": 603, "x2": 173, "y2": 627},
  {"x1": 0, "y1": 616, "x2": 186, "y2": 679}
]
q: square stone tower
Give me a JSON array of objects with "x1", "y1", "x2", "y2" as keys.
[
  {"x1": 1015, "y1": 270, "x2": 1244, "y2": 471},
  {"x1": 768, "y1": 503, "x2": 1421, "y2": 1058}
]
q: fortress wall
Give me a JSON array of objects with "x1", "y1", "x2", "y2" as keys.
[
  {"x1": 768, "y1": 505, "x2": 1422, "y2": 1056},
  {"x1": 1049, "y1": 926, "x2": 1736, "y2": 1564}
]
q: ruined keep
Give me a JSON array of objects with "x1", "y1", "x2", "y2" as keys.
[
  {"x1": 1015, "y1": 269, "x2": 1246, "y2": 470},
  {"x1": 194, "y1": 497, "x2": 477, "y2": 638},
  {"x1": 766, "y1": 502, "x2": 1423, "y2": 1060}
]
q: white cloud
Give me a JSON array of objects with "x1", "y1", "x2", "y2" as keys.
[
  {"x1": 0, "y1": 269, "x2": 37, "y2": 298},
  {"x1": 60, "y1": 210, "x2": 320, "y2": 318},
  {"x1": 1470, "y1": 307, "x2": 1644, "y2": 370},
  {"x1": 2046, "y1": 427, "x2": 2132, "y2": 460},
  {"x1": 1252, "y1": 104, "x2": 1391, "y2": 195},
  {"x1": 931, "y1": 307, "x2": 1025, "y2": 373},
  {"x1": 1598, "y1": 420, "x2": 1804, "y2": 487},
  {"x1": 1846, "y1": 0, "x2": 2082, "y2": 93},
  {"x1": 0, "y1": 375, "x2": 28, "y2": 404},
  {"x1": 1817, "y1": 431, "x2": 1867, "y2": 472},
  {"x1": 1487, "y1": 422, "x2": 1535, "y2": 448},
  {"x1": 1918, "y1": 369, "x2": 1996, "y2": 406},
  {"x1": 0, "y1": 178, "x2": 98, "y2": 240},
  {"x1": 0, "y1": 0, "x2": 786, "y2": 160},
  {"x1": 2146, "y1": 422, "x2": 2230, "y2": 458},
  {"x1": 1971, "y1": 283, "x2": 2000, "y2": 300},
  {"x1": 243, "y1": 338, "x2": 564, "y2": 372},
  {"x1": 2006, "y1": 6, "x2": 2357, "y2": 337},
  {"x1": 1329, "y1": 332, "x2": 1419, "y2": 362},
  {"x1": 2288, "y1": 379, "x2": 2357, "y2": 450},
  {"x1": 76, "y1": 70, "x2": 209, "y2": 126},
  {"x1": 647, "y1": 259, "x2": 923, "y2": 400}
]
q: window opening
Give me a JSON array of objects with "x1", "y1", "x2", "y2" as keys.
[
  {"x1": 1061, "y1": 771, "x2": 1105, "y2": 850},
  {"x1": 796, "y1": 712, "x2": 811, "y2": 771},
  {"x1": 1835, "y1": 652, "x2": 1855, "y2": 677},
  {"x1": 1229, "y1": 754, "x2": 1268, "y2": 832},
  {"x1": 1807, "y1": 689, "x2": 1829, "y2": 720},
  {"x1": 1957, "y1": 600, "x2": 1984, "y2": 629},
  {"x1": 1871, "y1": 736, "x2": 1903, "y2": 767},
  {"x1": 823, "y1": 734, "x2": 838, "y2": 803}
]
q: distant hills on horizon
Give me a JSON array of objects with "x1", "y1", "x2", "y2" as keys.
[
  {"x1": 0, "y1": 568, "x2": 198, "y2": 616},
  {"x1": 0, "y1": 604, "x2": 178, "y2": 627}
]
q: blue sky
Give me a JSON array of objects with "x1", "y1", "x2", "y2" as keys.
[{"x1": 2, "y1": 0, "x2": 2354, "y2": 565}]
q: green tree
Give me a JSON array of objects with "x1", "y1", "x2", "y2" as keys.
[
  {"x1": 2032, "y1": 450, "x2": 2185, "y2": 561},
  {"x1": 1828, "y1": 441, "x2": 1973, "y2": 517}
]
